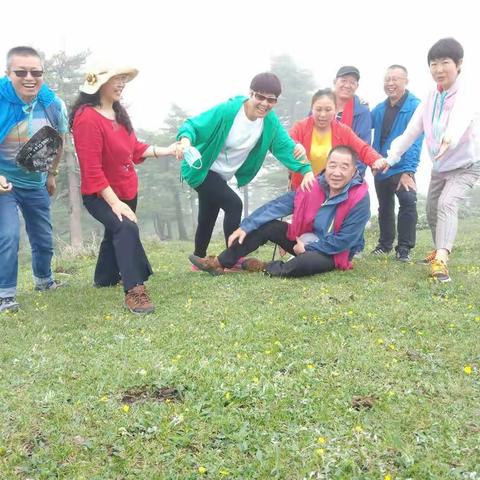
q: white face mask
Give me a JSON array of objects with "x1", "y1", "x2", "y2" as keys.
[{"x1": 183, "y1": 146, "x2": 202, "y2": 169}]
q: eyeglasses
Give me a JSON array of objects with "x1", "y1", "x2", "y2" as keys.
[
  {"x1": 253, "y1": 92, "x2": 278, "y2": 104},
  {"x1": 12, "y1": 70, "x2": 44, "y2": 78}
]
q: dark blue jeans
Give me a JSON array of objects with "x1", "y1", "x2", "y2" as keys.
[
  {"x1": 374, "y1": 172, "x2": 417, "y2": 251},
  {"x1": 0, "y1": 186, "x2": 54, "y2": 298}
]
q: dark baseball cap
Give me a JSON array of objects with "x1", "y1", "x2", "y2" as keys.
[{"x1": 336, "y1": 66, "x2": 360, "y2": 81}]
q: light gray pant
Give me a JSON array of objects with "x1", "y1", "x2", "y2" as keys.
[{"x1": 426, "y1": 162, "x2": 480, "y2": 252}]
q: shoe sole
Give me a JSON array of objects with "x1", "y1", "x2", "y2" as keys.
[
  {"x1": 0, "y1": 306, "x2": 19, "y2": 313},
  {"x1": 431, "y1": 275, "x2": 451, "y2": 283},
  {"x1": 188, "y1": 255, "x2": 224, "y2": 276},
  {"x1": 124, "y1": 304, "x2": 156, "y2": 314}
]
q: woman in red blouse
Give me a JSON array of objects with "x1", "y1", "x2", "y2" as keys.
[
  {"x1": 289, "y1": 88, "x2": 382, "y2": 190},
  {"x1": 70, "y1": 65, "x2": 175, "y2": 314}
]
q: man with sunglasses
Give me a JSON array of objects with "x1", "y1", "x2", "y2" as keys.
[
  {"x1": 176, "y1": 72, "x2": 314, "y2": 267},
  {"x1": 0, "y1": 46, "x2": 68, "y2": 313}
]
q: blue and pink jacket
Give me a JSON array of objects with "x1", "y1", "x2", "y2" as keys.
[{"x1": 240, "y1": 172, "x2": 370, "y2": 269}]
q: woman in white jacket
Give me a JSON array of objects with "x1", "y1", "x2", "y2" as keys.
[{"x1": 373, "y1": 37, "x2": 480, "y2": 283}]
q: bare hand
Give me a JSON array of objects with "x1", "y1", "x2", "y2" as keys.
[
  {"x1": 166, "y1": 142, "x2": 178, "y2": 156},
  {"x1": 293, "y1": 143, "x2": 306, "y2": 160},
  {"x1": 175, "y1": 138, "x2": 191, "y2": 161},
  {"x1": 46, "y1": 174, "x2": 56, "y2": 196},
  {"x1": 396, "y1": 173, "x2": 416, "y2": 192},
  {"x1": 0, "y1": 175, "x2": 12, "y2": 194},
  {"x1": 111, "y1": 201, "x2": 137, "y2": 223},
  {"x1": 293, "y1": 237, "x2": 305, "y2": 255},
  {"x1": 228, "y1": 227, "x2": 247, "y2": 247},
  {"x1": 300, "y1": 171, "x2": 315, "y2": 192},
  {"x1": 279, "y1": 246, "x2": 287, "y2": 257},
  {"x1": 434, "y1": 139, "x2": 450, "y2": 161}
]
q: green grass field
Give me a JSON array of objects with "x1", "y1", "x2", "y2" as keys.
[{"x1": 1, "y1": 220, "x2": 479, "y2": 479}]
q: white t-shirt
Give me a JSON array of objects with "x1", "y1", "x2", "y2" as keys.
[{"x1": 210, "y1": 105, "x2": 264, "y2": 181}]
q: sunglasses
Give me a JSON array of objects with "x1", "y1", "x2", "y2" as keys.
[
  {"x1": 253, "y1": 92, "x2": 278, "y2": 104},
  {"x1": 12, "y1": 70, "x2": 44, "y2": 78}
]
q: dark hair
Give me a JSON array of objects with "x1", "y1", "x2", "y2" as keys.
[
  {"x1": 387, "y1": 64, "x2": 408, "y2": 75},
  {"x1": 250, "y1": 72, "x2": 282, "y2": 97},
  {"x1": 427, "y1": 37, "x2": 464, "y2": 65},
  {"x1": 7, "y1": 46, "x2": 42, "y2": 68},
  {"x1": 328, "y1": 145, "x2": 358, "y2": 166},
  {"x1": 69, "y1": 92, "x2": 133, "y2": 133},
  {"x1": 311, "y1": 88, "x2": 337, "y2": 108}
]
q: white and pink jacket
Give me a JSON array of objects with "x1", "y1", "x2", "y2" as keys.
[{"x1": 387, "y1": 77, "x2": 478, "y2": 173}]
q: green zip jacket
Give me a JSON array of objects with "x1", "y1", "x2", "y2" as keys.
[{"x1": 177, "y1": 96, "x2": 312, "y2": 188}]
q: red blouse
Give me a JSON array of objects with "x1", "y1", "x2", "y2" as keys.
[{"x1": 72, "y1": 106, "x2": 149, "y2": 200}]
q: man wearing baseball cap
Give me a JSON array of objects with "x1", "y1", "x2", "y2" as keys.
[{"x1": 333, "y1": 66, "x2": 371, "y2": 176}]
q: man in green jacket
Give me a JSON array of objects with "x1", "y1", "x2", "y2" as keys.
[{"x1": 176, "y1": 72, "x2": 314, "y2": 263}]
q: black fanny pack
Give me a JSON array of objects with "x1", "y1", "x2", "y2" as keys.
[{"x1": 15, "y1": 125, "x2": 63, "y2": 173}]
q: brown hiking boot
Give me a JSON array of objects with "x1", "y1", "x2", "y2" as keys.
[
  {"x1": 241, "y1": 257, "x2": 267, "y2": 272},
  {"x1": 188, "y1": 255, "x2": 224, "y2": 276},
  {"x1": 124, "y1": 284, "x2": 155, "y2": 314}
]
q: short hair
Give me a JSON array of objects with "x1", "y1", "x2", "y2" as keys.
[
  {"x1": 327, "y1": 145, "x2": 358, "y2": 166},
  {"x1": 427, "y1": 38, "x2": 464, "y2": 65},
  {"x1": 311, "y1": 88, "x2": 336, "y2": 108},
  {"x1": 250, "y1": 72, "x2": 282, "y2": 97},
  {"x1": 6, "y1": 46, "x2": 42, "y2": 69},
  {"x1": 387, "y1": 64, "x2": 408, "y2": 75}
]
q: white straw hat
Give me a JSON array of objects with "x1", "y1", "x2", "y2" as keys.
[{"x1": 79, "y1": 65, "x2": 138, "y2": 94}]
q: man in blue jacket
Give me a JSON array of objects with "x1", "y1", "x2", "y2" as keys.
[
  {"x1": 0, "y1": 46, "x2": 67, "y2": 313},
  {"x1": 189, "y1": 145, "x2": 370, "y2": 278},
  {"x1": 333, "y1": 66, "x2": 371, "y2": 176},
  {"x1": 371, "y1": 65, "x2": 423, "y2": 262}
]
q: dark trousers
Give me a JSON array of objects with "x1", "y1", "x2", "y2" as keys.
[
  {"x1": 218, "y1": 220, "x2": 335, "y2": 278},
  {"x1": 83, "y1": 195, "x2": 153, "y2": 291},
  {"x1": 194, "y1": 171, "x2": 243, "y2": 257},
  {"x1": 374, "y1": 173, "x2": 417, "y2": 251}
]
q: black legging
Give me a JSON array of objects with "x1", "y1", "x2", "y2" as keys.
[
  {"x1": 194, "y1": 170, "x2": 243, "y2": 257},
  {"x1": 218, "y1": 220, "x2": 335, "y2": 278},
  {"x1": 82, "y1": 195, "x2": 153, "y2": 291}
]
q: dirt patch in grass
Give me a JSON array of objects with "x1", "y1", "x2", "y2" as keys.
[
  {"x1": 351, "y1": 395, "x2": 377, "y2": 410},
  {"x1": 121, "y1": 385, "x2": 183, "y2": 405}
]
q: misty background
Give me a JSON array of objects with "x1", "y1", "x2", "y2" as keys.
[{"x1": 2, "y1": 0, "x2": 479, "y2": 250}]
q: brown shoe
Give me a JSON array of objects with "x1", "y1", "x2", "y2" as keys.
[
  {"x1": 241, "y1": 257, "x2": 267, "y2": 272},
  {"x1": 188, "y1": 255, "x2": 224, "y2": 276},
  {"x1": 124, "y1": 284, "x2": 155, "y2": 314}
]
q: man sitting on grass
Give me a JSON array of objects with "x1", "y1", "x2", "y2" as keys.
[{"x1": 189, "y1": 145, "x2": 370, "y2": 277}]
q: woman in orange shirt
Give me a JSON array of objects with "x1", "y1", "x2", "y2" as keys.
[{"x1": 289, "y1": 88, "x2": 382, "y2": 189}]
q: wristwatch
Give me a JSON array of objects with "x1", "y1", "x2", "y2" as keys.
[{"x1": 48, "y1": 169, "x2": 59, "y2": 176}]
